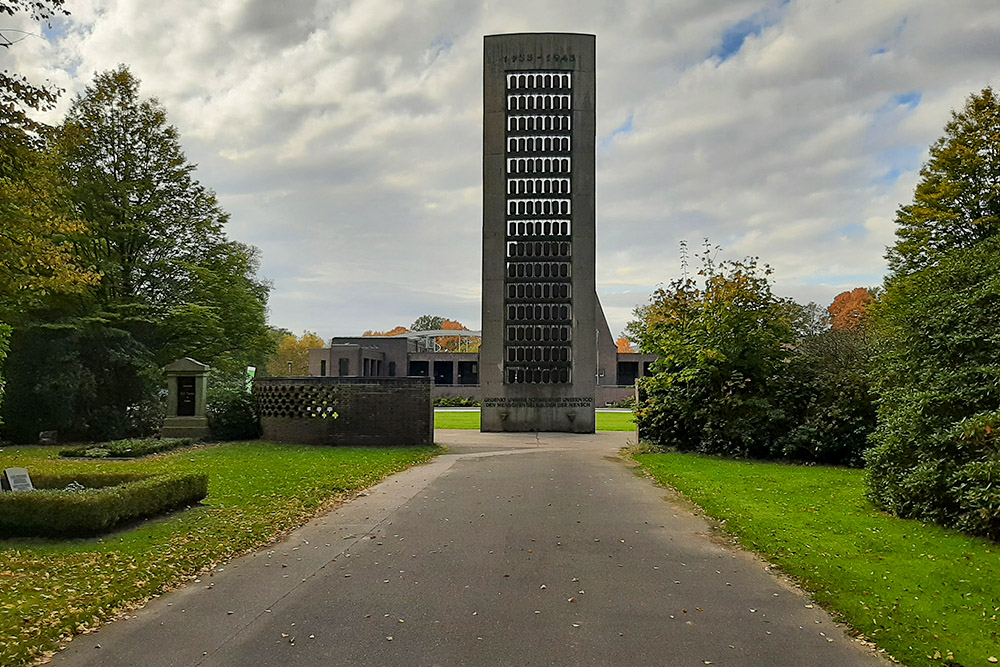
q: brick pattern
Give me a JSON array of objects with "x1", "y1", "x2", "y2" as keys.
[{"x1": 254, "y1": 377, "x2": 433, "y2": 446}]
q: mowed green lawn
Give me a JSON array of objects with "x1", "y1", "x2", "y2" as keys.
[
  {"x1": 435, "y1": 409, "x2": 635, "y2": 431},
  {"x1": 634, "y1": 451, "x2": 1000, "y2": 667},
  {"x1": 0, "y1": 442, "x2": 437, "y2": 667}
]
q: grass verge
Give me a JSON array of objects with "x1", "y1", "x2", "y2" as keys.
[
  {"x1": 0, "y1": 442, "x2": 437, "y2": 667},
  {"x1": 434, "y1": 410, "x2": 636, "y2": 431},
  {"x1": 633, "y1": 451, "x2": 1000, "y2": 667}
]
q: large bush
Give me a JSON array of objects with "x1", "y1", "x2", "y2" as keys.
[
  {"x1": 866, "y1": 236, "x2": 1000, "y2": 539},
  {"x1": 630, "y1": 245, "x2": 875, "y2": 465},
  {"x1": 1, "y1": 321, "x2": 162, "y2": 443},
  {"x1": 774, "y1": 328, "x2": 877, "y2": 467},
  {"x1": 206, "y1": 367, "x2": 259, "y2": 441}
]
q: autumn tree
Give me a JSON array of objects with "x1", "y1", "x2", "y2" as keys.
[
  {"x1": 365, "y1": 318, "x2": 480, "y2": 352},
  {"x1": 364, "y1": 326, "x2": 410, "y2": 337},
  {"x1": 0, "y1": 0, "x2": 96, "y2": 318},
  {"x1": 616, "y1": 336, "x2": 635, "y2": 353},
  {"x1": 265, "y1": 331, "x2": 326, "y2": 376},
  {"x1": 887, "y1": 87, "x2": 1000, "y2": 275},
  {"x1": 0, "y1": 0, "x2": 96, "y2": 426},
  {"x1": 827, "y1": 288, "x2": 873, "y2": 330}
]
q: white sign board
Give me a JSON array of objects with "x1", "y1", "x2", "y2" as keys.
[{"x1": 4, "y1": 468, "x2": 33, "y2": 492}]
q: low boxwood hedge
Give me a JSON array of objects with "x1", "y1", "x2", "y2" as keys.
[
  {"x1": 0, "y1": 472, "x2": 209, "y2": 537},
  {"x1": 59, "y1": 438, "x2": 193, "y2": 459}
]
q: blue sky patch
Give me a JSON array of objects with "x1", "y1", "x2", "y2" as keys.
[
  {"x1": 711, "y1": 2, "x2": 788, "y2": 62},
  {"x1": 892, "y1": 91, "x2": 921, "y2": 108},
  {"x1": 600, "y1": 113, "x2": 635, "y2": 150}
]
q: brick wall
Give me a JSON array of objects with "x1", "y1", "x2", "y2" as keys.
[{"x1": 254, "y1": 377, "x2": 433, "y2": 446}]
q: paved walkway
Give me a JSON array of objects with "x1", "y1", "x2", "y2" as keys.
[{"x1": 51, "y1": 431, "x2": 886, "y2": 666}]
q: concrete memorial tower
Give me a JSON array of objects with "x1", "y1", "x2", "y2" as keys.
[{"x1": 481, "y1": 33, "x2": 597, "y2": 433}]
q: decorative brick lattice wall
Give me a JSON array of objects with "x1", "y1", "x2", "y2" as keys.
[{"x1": 254, "y1": 377, "x2": 433, "y2": 446}]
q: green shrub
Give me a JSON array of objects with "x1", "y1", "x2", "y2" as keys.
[
  {"x1": 207, "y1": 368, "x2": 259, "y2": 441},
  {"x1": 59, "y1": 437, "x2": 193, "y2": 459},
  {"x1": 0, "y1": 321, "x2": 161, "y2": 444},
  {"x1": 433, "y1": 395, "x2": 481, "y2": 408},
  {"x1": 0, "y1": 472, "x2": 208, "y2": 537},
  {"x1": 629, "y1": 245, "x2": 875, "y2": 466},
  {"x1": 866, "y1": 236, "x2": 1000, "y2": 540}
]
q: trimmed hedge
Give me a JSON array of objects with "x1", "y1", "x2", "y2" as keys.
[
  {"x1": 0, "y1": 472, "x2": 208, "y2": 537},
  {"x1": 59, "y1": 437, "x2": 193, "y2": 459}
]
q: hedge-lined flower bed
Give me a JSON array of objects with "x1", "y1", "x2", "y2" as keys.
[
  {"x1": 59, "y1": 438, "x2": 193, "y2": 459},
  {"x1": 0, "y1": 472, "x2": 208, "y2": 537}
]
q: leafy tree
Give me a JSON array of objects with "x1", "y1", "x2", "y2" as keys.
[
  {"x1": 866, "y1": 88, "x2": 1000, "y2": 540},
  {"x1": 55, "y1": 65, "x2": 272, "y2": 367},
  {"x1": 265, "y1": 331, "x2": 326, "y2": 376},
  {"x1": 0, "y1": 0, "x2": 99, "y2": 426},
  {"x1": 58, "y1": 65, "x2": 227, "y2": 307},
  {"x1": 629, "y1": 244, "x2": 875, "y2": 465},
  {"x1": 0, "y1": 0, "x2": 96, "y2": 318},
  {"x1": 827, "y1": 287, "x2": 873, "y2": 330},
  {"x1": 629, "y1": 246, "x2": 801, "y2": 458},
  {"x1": 867, "y1": 236, "x2": 1000, "y2": 539},
  {"x1": 2, "y1": 320, "x2": 161, "y2": 443},
  {"x1": 410, "y1": 315, "x2": 446, "y2": 331},
  {"x1": 1, "y1": 65, "x2": 272, "y2": 442},
  {"x1": 1, "y1": 1, "x2": 68, "y2": 148},
  {"x1": 887, "y1": 87, "x2": 1000, "y2": 275}
]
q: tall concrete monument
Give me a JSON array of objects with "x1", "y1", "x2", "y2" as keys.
[{"x1": 481, "y1": 33, "x2": 597, "y2": 433}]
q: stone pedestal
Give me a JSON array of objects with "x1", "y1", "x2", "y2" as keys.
[{"x1": 162, "y1": 357, "x2": 211, "y2": 439}]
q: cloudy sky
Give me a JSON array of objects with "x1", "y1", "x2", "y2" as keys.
[{"x1": 6, "y1": 0, "x2": 1000, "y2": 340}]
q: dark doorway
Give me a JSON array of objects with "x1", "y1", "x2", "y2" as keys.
[
  {"x1": 434, "y1": 361, "x2": 454, "y2": 385},
  {"x1": 457, "y1": 361, "x2": 479, "y2": 385},
  {"x1": 339, "y1": 358, "x2": 350, "y2": 376},
  {"x1": 177, "y1": 376, "x2": 196, "y2": 416},
  {"x1": 409, "y1": 360, "x2": 429, "y2": 377},
  {"x1": 617, "y1": 361, "x2": 639, "y2": 386}
]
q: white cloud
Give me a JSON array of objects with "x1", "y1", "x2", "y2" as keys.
[{"x1": 4, "y1": 0, "x2": 1000, "y2": 338}]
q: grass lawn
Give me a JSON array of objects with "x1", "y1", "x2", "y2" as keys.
[
  {"x1": 0, "y1": 442, "x2": 437, "y2": 667},
  {"x1": 633, "y1": 451, "x2": 1000, "y2": 667},
  {"x1": 434, "y1": 409, "x2": 636, "y2": 431}
]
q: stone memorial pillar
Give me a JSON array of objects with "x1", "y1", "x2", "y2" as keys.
[
  {"x1": 481, "y1": 33, "x2": 597, "y2": 432},
  {"x1": 162, "y1": 357, "x2": 211, "y2": 439}
]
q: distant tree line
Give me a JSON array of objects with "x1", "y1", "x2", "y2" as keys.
[{"x1": 629, "y1": 87, "x2": 1000, "y2": 540}]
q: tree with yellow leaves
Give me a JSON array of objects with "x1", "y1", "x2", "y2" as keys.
[{"x1": 265, "y1": 331, "x2": 326, "y2": 376}]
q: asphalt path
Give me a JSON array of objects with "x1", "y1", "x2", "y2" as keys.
[{"x1": 50, "y1": 431, "x2": 886, "y2": 666}]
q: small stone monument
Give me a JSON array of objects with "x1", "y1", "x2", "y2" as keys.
[
  {"x1": 4, "y1": 467, "x2": 34, "y2": 492},
  {"x1": 161, "y1": 357, "x2": 211, "y2": 440}
]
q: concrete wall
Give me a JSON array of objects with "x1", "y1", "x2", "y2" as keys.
[{"x1": 255, "y1": 377, "x2": 433, "y2": 446}]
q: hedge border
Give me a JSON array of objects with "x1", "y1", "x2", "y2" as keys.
[{"x1": 0, "y1": 472, "x2": 209, "y2": 537}]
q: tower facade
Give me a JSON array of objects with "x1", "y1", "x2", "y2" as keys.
[{"x1": 481, "y1": 33, "x2": 596, "y2": 432}]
